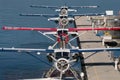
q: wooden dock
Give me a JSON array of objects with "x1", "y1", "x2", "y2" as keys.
[{"x1": 75, "y1": 16, "x2": 120, "y2": 80}]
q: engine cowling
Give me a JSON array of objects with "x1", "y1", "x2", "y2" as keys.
[
  {"x1": 59, "y1": 18, "x2": 69, "y2": 27},
  {"x1": 55, "y1": 58, "x2": 70, "y2": 73},
  {"x1": 60, "y1": 9, "x2": 68, "y2": 15}
]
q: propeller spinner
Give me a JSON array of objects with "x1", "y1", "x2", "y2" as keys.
[{"x1": 59, "y1": 18, "x2": 69, "y2": 27}]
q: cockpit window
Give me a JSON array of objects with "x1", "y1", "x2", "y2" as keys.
[
  {"x1": 58, "y1": 30, "x2": 68, "y2": 35},
  {"x1": 63, "y1": 52, "x2": 69, "y2": 59},
  {"x1": 61, "y1": 8, "x2": 67, "y2": 10},
  {"x1": 55, "y1": 52, "x2": 69, "y2": 59},
  {"x1": 60, "y1": 16, "x2": 67, "y2": 18}
]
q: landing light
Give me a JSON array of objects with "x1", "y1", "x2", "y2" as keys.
[
  {"x1": 48, "y1": 46, "x2": 53, "y2": 49},
  {"x1": 12, "y1": 47, "x2": 15, "y2": 49},
  {"x1": 76, "y1": 47, "x2": 79, "y2": 49},
  {"x1": 37, "y1": 52, "x2": 41, "y2": 55},
  {"x1": 80, "y1": 72, "x2": 84, "y2": 77},
  {"x1": 82, "y1": 52, "x2": 85, "y2": 54},
  {"x1": 80, "y1": 72, "x2": 84, "y2": 80}
]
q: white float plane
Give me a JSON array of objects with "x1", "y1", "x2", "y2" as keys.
[
  {"x1": 20, "y1": 5, "x2": 104, "y2": 28},
  {"x1": 1, "y1": 46, "x2": 120, "y2": 80},
  {"x1": 3, "y1": 26, "x2": 120, "y2": 47}
]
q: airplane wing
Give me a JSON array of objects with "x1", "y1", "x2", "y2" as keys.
[
  {"x1": 30, "y1": 5, "x2": 59, "y2": 8},
  {"x1": 48, "y1": 17, "x2": 60, "y2": 21},
  {"x1": 2, "y1": 26, "x2": 57, "y2": 31},
  {"x1": 0, "y1": 47, "x2": 120, "y2": 53},
  {"x1": 68, "y1": 27, "x2": 120, "y2": 31},
  {"x1": 43, "y1": 32, "x2": 57, "y2": 35},
  {"x1": 3, "y1": 26, "x2": 120, "y2": 31},
  {"x1": 20, "y1": 77, "x2": 60, "y2": 80},
  {"x1": 69, "y1": 13, "x2": 105, "y2": 16},
  {"x1": 0, "y1": 48, "x2": 54, "y2": 53},
  {"x1": 70, "y1": 47, "x2": 120, "y2": 53},
  {"x1": 68, "y1": 6, "x2": 99, "y2": 8},
  {"x1": 30, "y1": 5, "x2": 98, "y2": 9},
  {"x1": 20, "y1": 13, "x2": 58, "y2": 17}
]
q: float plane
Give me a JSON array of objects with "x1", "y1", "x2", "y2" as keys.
[
  {"x1": 20, "y1": 5, "x2": 104, "y2": 28},
  {"x1": 3, "y1": 26, "x2": 120, "y2": 48}
]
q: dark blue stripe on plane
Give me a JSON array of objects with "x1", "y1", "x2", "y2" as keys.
[{"x1": 0, "y1": 48, "x2": 17, "y2": 52}]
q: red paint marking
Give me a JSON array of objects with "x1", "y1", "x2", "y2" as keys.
[
  {"x1": 69, "y1": 27, "x2": 120, "y2": 31},
  {"x1": 2, "y1": 26, "x2": 57, "y2": 31}
]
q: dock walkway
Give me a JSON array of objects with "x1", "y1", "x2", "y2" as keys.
[{"x1": 75, "y1": 16, "x2": 120, "y2": 80}]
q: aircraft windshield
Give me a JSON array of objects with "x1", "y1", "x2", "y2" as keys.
[
  {"x1": 60, "y1": 16, "x2": 67, "y2": 18},
  {"x1": 55, "y1": 52, "x2": 69, "y2": 59},
  {"x1": 58, "y1": 30, "x2": 68, "y2": 35}
]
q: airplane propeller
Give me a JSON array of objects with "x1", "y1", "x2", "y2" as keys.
[
  {"x1": 59, "y1": 18, "x2": 69, "y2": 27},
  {"x1": 47, "y1": 55, "x2": 77, "y2": 79}
]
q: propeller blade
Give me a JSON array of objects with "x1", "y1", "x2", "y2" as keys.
[
  {"x1": 60, "y1": 71, "x2": 63, "y2": 80},
  {"x1": 2, "y1": 26, "x2": 57, "y2": 31}
]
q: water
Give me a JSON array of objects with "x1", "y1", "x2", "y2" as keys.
[{"x1": 0, "y1": 0, "x2": 120, "y2": 80}]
